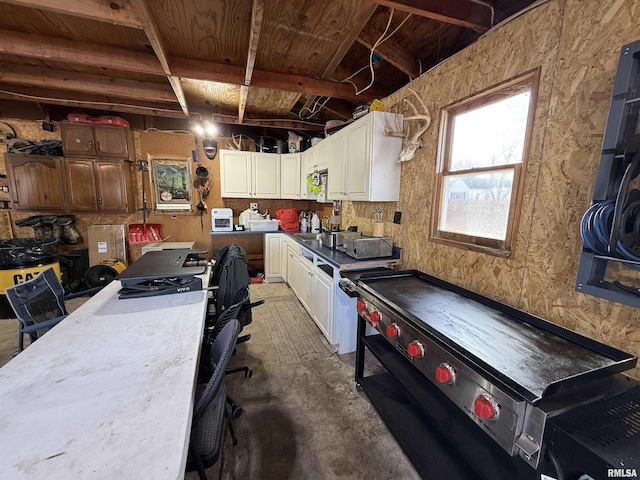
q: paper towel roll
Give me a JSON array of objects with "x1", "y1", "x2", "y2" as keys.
[{"x1": 373, "y1": 222, "x2": 384, "y2": 237}]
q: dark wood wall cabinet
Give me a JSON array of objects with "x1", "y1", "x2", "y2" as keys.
[
  {"x1": 60, "y1": 123, "x2": 129, "y2": 158},
  {"x1": 65, "y1": 158, "x2": 132, "y2": 212},
  {"x1": 4, "y1": 154, "x2": 67, "y2": 211}
]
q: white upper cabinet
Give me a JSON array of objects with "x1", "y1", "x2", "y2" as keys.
[
  {"x1": 220, "y1": 150, "x2": 280, "y2": 198},
  {"x1": 327, "y1": 111, "x2": 403, "y2": 201},
  {"x1": 280, "y1": 153, "x2": 301, "y2": 199}
]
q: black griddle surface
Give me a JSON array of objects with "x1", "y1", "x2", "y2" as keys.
[{"x1": 360, "y1": 274, "x2": 631, "y2": 401}]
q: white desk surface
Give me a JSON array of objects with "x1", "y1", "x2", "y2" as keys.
[{"x1": 0, "y1": 279, "x2": 209, "y2": 480}]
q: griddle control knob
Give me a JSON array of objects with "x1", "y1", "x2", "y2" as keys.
[
  {"x1": 406, "y1": 340, "x2": 425, "y2": 358},
  {"x1": 435, "y1": 363, "x2": 455, "y2": 384},
  {"x1": 369, "y1": 311, "x2": 381, "y2": 327},
  {"x1": 474, "y1": 395, "x2": 499, "y2": 419},
  {"x1": 356, "y1": 300, "x2": 366, "y2": 312},
  {"x1": 386, "y1": 323, "x2": 400, "y2": 338}
]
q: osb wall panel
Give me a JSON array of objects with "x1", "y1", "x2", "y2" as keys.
[{"x1": 344, "y1": 0, "x2": 640, "y2": 378}]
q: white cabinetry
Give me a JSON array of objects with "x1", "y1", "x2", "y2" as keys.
[
  {"x1": 309, "y1": 266, "x2": 333, "y2": 341},
  {"x1": 327, "y1": 111, "x2": 403, "y2": 201},
  {"x1": 280, "y1": 153, "x2": 301, "y2": 199},
  {"x1": 265, "y1": 233, "x2": 285, "y2": 282},
  {"x1": 220, "y1": 150, "x2": 280, "y2": 198}
]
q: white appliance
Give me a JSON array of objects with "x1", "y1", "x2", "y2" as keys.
[{"x1": 211, "y1": 208, "x2": 233, "y2": 232}]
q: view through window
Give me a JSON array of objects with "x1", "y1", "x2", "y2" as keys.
[{"x1": 432, "y1": 70, "x2": 538, "y2": 255}]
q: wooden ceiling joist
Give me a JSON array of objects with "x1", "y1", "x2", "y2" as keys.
[
  {"x1": 0, "y1": 84, "x2": 184, "y2": 118},
  {"x1": 0, "y1": 0, "x2": 143, "y2": 29},
  {"x1": 239, "y1": 0, "x2": 265, "y2": 124},
  {"x1": 357, "y1": 30, "x2": 420, "y2": 79},
  {"x1": 130, "y1": 0, "x2": 189, "y2": 116},
  {"x1": 0, "y1": 64, "x2": 176, "y2": 102},
  {"x1": 372, "y1": 0, "x2": 492, "y2": 32},
  {"x1": 0, "y1": 30, "x2": 164, "y2": 75}
]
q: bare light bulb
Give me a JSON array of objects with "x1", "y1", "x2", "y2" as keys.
[
  {"x1": 205, "y1": 123, "x2": 218, "y2": 137},
  {"x1": 194, "y1": 124, "x2": 205, "y2": 136}
]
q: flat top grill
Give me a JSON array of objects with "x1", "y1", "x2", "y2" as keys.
[{"x1": 359, "y1": 271, "x2": 636, "y2": 402}]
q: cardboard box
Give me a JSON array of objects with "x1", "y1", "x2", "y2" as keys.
[
  {"x1": 141, "y1": 241, "x2": 196, "y2": 255},
  {"x1": 87, "y1": 225, "x2": 127, "y2": 266}
]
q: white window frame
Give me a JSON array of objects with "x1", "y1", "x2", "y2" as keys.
[{"x1": 431, "y1": 69, "x2": 539, "y2": 256}]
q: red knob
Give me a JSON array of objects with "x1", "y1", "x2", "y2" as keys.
[
  {"x1": 386, "y1": 323, "x2": 400, "y2": 338},
  {"x1": 435, "y1": 364, "x2": 455, "y2": 384},
  {"x1": 474, "y1": 396, "x2": 497, "y2": 419},
  {"x1": 406, "y1": 340, "x2": 424, "y2": 358},
  {"x1": 356, "y1": 300, "x2": 366, "y2": 311},
  {"x1": 369, "y1": 311, "x2": 381, "y2": 325}
]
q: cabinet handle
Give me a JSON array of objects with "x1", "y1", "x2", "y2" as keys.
[
  {"x1": 89, "y1": 140, "x2": 94, "y2": 150},
  {"x1": 95, "y1": 140, "x2": 100, "y2": 151},
  {"x1": 98, "y1": 197, "x2": 103, "y2": 205}
]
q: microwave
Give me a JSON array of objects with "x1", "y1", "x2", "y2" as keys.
[{"x1": 211, "y1": 208, "x2": 233, "y2": 232}]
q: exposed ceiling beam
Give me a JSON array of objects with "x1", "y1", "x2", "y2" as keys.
[
  {"x1": 299, "y1": 4, "x2": 377, "y2": 118},
  {"x1": 207, "y1": 112, "x2": 324, "y2": 132},
  {"x1": 130, "y1": 0, "x2": 189, "y2": 116},
  {"x1": 239, "y1": 0, "x2": 265, "y2": 123},
  {"x1": 0, "y1": 84, "x2": 184, "y2": 118},
  {"x1": 172, "y1": 58, "x2": 382, "y2": 102},
  {"x1": 0, "y1": 29, "x2": 382, "y2": 103},
  {"x1": 0, "y1": 30, "x2": 164, "y2": 75},
  {"x1": 371, "y1": 0, "x2": 492, "y2": 32},
  {"x1": 357, "y1": 30, "x2": 420, "y2": 78},
  {"x1": 0, "y1": 64, "x2": 176, "y2": 102},
  {"x1": 0, "y1": 0, "x2": 143, "y2": 29}
]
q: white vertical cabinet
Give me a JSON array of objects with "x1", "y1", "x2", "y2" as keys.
[
  {"x1": 297, "y1": 258, "x2": 313, "y2": 312},
  {"x1": 219, "y1": 150, "x2": 252, "y2": 198},
  {"x1": 280, "y1": 154, "x2": 301, "y2": 199},
  {"x1": 309, "y1": 267, "x2": 333, "y2": 341},
  {"x1": 326, "y1": 111, "x2": 403, "y2": 201},
  {"x1": 265, "y1": 233, "x2": 285, "y2": 283},
  {"x1": 219, "y1": 150, "x2": 280, "y2": 198}
]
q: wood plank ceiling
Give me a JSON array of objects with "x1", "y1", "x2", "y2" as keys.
[{"x1": 0, "y1": 0, "x2": 538, "y2": 131}]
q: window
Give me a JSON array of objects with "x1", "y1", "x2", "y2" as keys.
[
  {"x1": 150, "y1": 155, "x2": 193, "y2": 211},
  {"x1": 432, "y1": 70, "x2": 539, "y2": 256}
]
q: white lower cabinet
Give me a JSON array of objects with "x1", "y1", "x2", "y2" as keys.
[
  {"x1": 309, "y1": 267, "x2": 333, "y2": 342},
  {"x1": 264, "y1": 234, "x2": 284, "y2": 283}
]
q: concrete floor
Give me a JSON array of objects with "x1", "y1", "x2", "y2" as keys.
[{"x1": 0, "y1": 283, "x2": 420, "y2": 480}]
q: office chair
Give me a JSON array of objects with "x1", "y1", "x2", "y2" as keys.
[
  {"x1": 187, "y1": 320, "x2": 240, "y2": 480},
  {"x1": 5, "y1": 267, "x2": 102, "y2": 353}
]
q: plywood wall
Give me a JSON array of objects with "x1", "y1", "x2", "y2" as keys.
[{"x1": 343, "y1": 0, "x2": 640, "y2": 378}]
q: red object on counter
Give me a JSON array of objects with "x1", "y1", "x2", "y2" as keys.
[
  {"x1": 275, "y1": 208, "x2": 299, "y2": 231},
  {"x1": 474, "y1": 396, "x2": 497, "y2": 419}
]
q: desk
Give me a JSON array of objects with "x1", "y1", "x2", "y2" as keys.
[{"x1": 0, "y1": 277, "x2": 209, "y2": 480}]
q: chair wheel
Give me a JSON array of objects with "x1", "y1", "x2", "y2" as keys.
[
  {"x1": 245, "y1": 369, "x2": 253, "y2": 378},
  {"x1": 232, "y1": 407, "x2": 243, "y2": 419}
]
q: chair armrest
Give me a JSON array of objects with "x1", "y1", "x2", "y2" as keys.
[
  {"x1": 21, "y1": 315, "x2": 67, "y2": 333},
  {"x1": 241, "y1": 299, "x2": 265, "y2": 311}
]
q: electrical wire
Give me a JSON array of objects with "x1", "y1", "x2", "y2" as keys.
[{"x1": 298, "y1": 96, "x2": 332, "y2": 120}]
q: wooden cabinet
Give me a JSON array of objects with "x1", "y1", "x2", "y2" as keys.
[
  {"x1": 280, "y1": 154, "x2": 301, "y2": 199},
  {"x1": 65, "y1": 158, "x2": 131, "y2": 212},
  {"x1": 219, "y1": 150, "x2": 281, "y2": 198},
  {"x1": 327, "y1": 111, "x2": 403, "y2": 201},
  {"x1": 60, "y1": 123, "x2": 129, "y2": 158},
  {"x1": 4, "y1": 154, "x2": 67, "y2": 211}
]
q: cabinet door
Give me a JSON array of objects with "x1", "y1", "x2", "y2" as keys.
[
  {"x1": 219, "y1": 150, "x2": 252, "y2": 198},
  {"x1": 93, "y1": 126, "x2": 128, "y2": 157},
  {"x1": 344, "y1": 119, "x2": 370, "y2": 201},
  {"x1": 316, "y1": 140, "x2": 329, "y2": 171},
  {"x1": 311, "y1": 268, "x2": 334, "y2": 342},
  {"x1": 5, "y1": 155, "x2": 67, "y2": 211},
  {"x1": 265, "y1": 234, "x2": 283, "y2": 281},
  {"x1": 286, "y1": 246, "x2": 299, "y2": 293},
  {"x1": 297, "y1": 258, "x2": 313, "y2": 312},
  {"x1": 95, "y1": 160, "x2": 129, "y2": 211},
  {"x1": 253, "y1": 153, "x2": 280, "y2": 198},
  {"x1": 60, "y1": 124, "x2": 96, "y2": 156},
  {"x1": 280, "y1": 154, "x2": 300, "y2": 199},
  {"x1": 327, "y1": 131, "x2": 346, "y2": 199},
  {"x1": 66, "y1": 159, "x2": 97, "y2": 211}
]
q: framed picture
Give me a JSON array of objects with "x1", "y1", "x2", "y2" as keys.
[{"x1": 150, "y1": 155, "x2": 192, "y2": 211}]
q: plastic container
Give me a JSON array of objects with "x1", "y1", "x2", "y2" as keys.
[
  {"x1": 311, "y1": 213, "x2": 320, "y2": 233},
  {"x1": 248, "y1": 219, "x2": 280, "y2": 231}
]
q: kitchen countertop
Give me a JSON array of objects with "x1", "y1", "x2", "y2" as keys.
[
  {"x1": 209, "y1": 229, "x2": 275, "y2": 235},
  {"x1": 285, "y1": 232, "x2": 401, "y2": 270}
]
